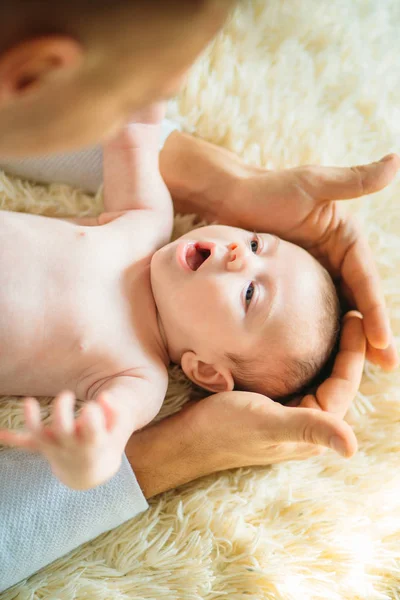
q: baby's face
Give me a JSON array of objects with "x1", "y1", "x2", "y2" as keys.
[{"x1": 151, "y1": 225, "x2": 327, "y2": 380}]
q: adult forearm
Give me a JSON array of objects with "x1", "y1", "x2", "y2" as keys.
[
  {"x1": 160, "y1": 130, "x2": 250, "y2": 224},
  {"x1": 125, "y1": 406, "x2": 223, "y2": 499}
]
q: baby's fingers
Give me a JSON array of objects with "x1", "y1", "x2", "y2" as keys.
[
  {"x1": 24, "y1": 397, "x2": 42, "y2": 433},
  {"x1": 96, "y1": 393, "x2": 118, "y2": 432},
  {"x1": 0, "y1": 429, "x2": 37, "y2": 450},
  {"x1": 0, "y1": 397, "x2": 45, "y2": 450},
  {"x1": 77, "y1": 402, "x2": 106, "y2": 444},
  {"x1": 51, "y1": 390, "x2": 76, "y2": 441}
]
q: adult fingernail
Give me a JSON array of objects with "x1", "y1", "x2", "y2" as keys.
[
  {"x1": 379, "y1": 154, "x2": 395, "y2": 163},
  {"x1": 342, "y1": 310, "x2": 362, "y2": 322},
  {"x1": 330, "y1": 436, "x2": 348, "y2": 457}
]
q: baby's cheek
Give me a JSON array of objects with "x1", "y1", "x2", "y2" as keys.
[
  {"x1": 191, "y1": 285, "x2": 221, "y2": 315},
  {"x1": 173, "y1": 275, "x2": 226, "y2": 332},
  {"x1": 185, "y1": 293, "x2": 212, "y2": 322},
  {"x1": 167, "y1": 286, "x2": 207, "y2": 325}
]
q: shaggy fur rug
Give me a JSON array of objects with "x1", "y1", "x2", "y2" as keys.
[{"x1": 1, "y1": 0, "x2": 400, "y2": 598}]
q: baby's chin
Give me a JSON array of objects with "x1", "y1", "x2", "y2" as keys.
[
  {"x1": 149, "y1": 247, "x2": 164, "y2": 290},
  {"x1": 149, "y1": 240, "x2": 180, "y2": 304},
  {"x1": 150, "y1": 241, "x2": 172, "y2": 270}
]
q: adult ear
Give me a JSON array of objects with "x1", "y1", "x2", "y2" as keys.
[
  {"x1": 0, "y1": 36, "x2": 83, "y2": 104},
  {"x1": 181, "y1": 351, "x2": 235, "y2": 394}
]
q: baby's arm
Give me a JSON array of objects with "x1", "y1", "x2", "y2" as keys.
[
  {"x1": 42, "y1": 104, "x2": 173, "y2": 231},
  {"x1": 100, "y1": 103, "x2": 173, "y2": 230},
  {"x1": 0, "y1": 374, "x2": 166, "y2": 490}
]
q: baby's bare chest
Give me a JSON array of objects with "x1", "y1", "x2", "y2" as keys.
[{"x1": 0, "y1": 211, "x2": 160, "y2": 397}]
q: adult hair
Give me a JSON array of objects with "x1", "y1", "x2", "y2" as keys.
[{"x1": 0, "y1": 1, "x2": 236, "y2": 55}]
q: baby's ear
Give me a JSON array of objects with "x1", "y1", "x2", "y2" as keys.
[
  {"x1": 181, "y1": 351, "x2": 234, "y2": 394},
  {"x1": 0, "y1": 36, "x2": 83, "y2": 104}
]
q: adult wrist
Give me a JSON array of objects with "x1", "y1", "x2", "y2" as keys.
[
  {"x1": 159, "y1": 130, "x2": 250, "y2": 223},
  {"x1": 125, "y1": 404, "x2": 225, "y2": 498}
]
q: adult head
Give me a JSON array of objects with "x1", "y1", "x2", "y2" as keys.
[{"x1": 0, "y1": 0, "x2": 235, "y2": 156}]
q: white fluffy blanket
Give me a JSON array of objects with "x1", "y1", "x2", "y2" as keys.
[{"x1": 1, "y1": 0, "x2": 400, "y2": 598}]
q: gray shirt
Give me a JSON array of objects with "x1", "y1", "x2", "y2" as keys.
[{"x1": 0, "y1": 449, "x2": 148, "y2": 592}]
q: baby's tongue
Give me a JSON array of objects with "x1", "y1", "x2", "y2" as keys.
[{"x1": 186, "y1": 246, "x2": 204, "y2": 271}]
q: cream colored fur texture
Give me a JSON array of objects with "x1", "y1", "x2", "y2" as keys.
[{"x1": 1, "y1": 1, "x2": 400, "y2": 598}]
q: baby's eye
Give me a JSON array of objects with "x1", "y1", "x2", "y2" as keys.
[
  {"x1": 245, "y1": 282, "x2": 254, "y2": 305},
  {"x1": 250, "y1": 237, "x2": 259, "y2": 253}
]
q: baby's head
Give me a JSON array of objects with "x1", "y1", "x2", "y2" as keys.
[{"x1": 151, "y1": 225, "x2": 340, "y2": 402}]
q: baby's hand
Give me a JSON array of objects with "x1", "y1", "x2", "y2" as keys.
[{"x1": 0, "y1": 391, "x2": 125, "y2": 490}]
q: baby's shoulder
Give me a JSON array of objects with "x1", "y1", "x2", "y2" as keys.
[{"x1": 98, "y1": 208, "x2": 172, "y2": 252}]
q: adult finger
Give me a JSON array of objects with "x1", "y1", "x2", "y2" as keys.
[
  {"x1": 271, "y1": 403, "x2": 358, "y2": 458},
  {"x1": 312, "y1": 312, "x2": 366, "y2": 416},
  {"x1": 261, "y1": 440, "x2": 325, "y2": 464},
  {"x1": 366, "y1": 337, "x2": 399, "y2": 371},
  {"x1": 300, "y1": 154, "x2": 400, "y2": 202},
  {"x1": 335, "y1": 224, "x2": 392, "y2": 350},
  {"x1": 341, "y1": 232, "x2": 391, "y2": 349},
  {"x1": 340, "y1": 280, "x2": 396, "y2": 365},
  {"x1": 299, "y1": 396, "x2": 321, "y2": 411}
]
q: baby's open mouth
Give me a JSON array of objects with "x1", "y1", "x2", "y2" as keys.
[{"x1": 185, "y1": 243, "x2": 211, "y2": 271}]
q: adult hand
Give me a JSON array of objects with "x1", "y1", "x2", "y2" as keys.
[
  {"x1": 128, "y1": 313, "x2": 366, "y2": 498},
  {"x1": 288, "y1": 311, "x2": 366, "y2": 417},
  {"x1": 224, "y1": 154, "x2": 399, "y2": 371},
  {"x1": 161, "y1": 134, "x2": 398, "y2": 370},
  {"x1": 183, "y1": 313, "x2": 365, "y2": 466}
]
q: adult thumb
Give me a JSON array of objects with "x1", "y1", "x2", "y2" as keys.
[{"x1": 277, "y1": 405, "x2": 358, "y2": 458}]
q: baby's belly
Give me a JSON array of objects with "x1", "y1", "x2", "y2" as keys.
[{"x1": 0, "y1": 279, "x2": 78, "y2": 396}]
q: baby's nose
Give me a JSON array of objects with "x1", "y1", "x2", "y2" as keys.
[{"x1": 226, "y1": 242, "x2": 249, "y2": 271}]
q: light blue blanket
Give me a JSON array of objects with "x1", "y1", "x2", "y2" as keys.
[{"x1": 0, "y1": 449, "x2": 148, "y2": 593}]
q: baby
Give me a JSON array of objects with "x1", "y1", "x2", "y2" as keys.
[{"x1": 0, "y1": 106, "x2": 340, "y2": 490}]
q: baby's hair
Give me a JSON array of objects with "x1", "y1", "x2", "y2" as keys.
[{"x1": 227, "y1": 267, "x2": 341, "y2": 403}]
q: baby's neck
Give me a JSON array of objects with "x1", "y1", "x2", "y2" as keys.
[
  {"x1": 143, "y1": 274, "x2": 172, "y2": 367},
  {"x1": 155, "y1": 310, "x2": 173, "y2": 360},
  {"x1": 129, "y1": 262, "x2": 171, "y2": 368}
]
